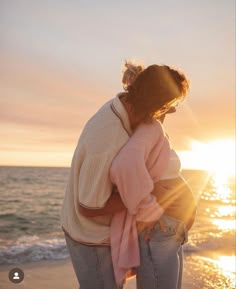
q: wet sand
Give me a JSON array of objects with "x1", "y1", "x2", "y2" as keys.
[{"x1": 0, "y1": 254, "x2": 235, "y2": 289}]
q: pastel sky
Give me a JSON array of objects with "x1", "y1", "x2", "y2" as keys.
[{"x1": 0, "y1": 0, "x2": 235, "y2": 168}]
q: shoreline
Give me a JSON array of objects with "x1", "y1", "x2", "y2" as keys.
[
  {"x1": 0, "y1": 259, "x2": 78, "y2": 289},
  {"x1": 0, "y1": 252, "x2": 235, "y2": 289}
]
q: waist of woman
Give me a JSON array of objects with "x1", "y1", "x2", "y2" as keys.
[
  {"x1": 156, "y1": 175, "x2": 187, "y2": 186},
  {"x1": 152, "y1": 176, "x2": 197, "y2": 230}
]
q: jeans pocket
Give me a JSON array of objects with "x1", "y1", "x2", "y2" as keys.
[
  {"x1": 176, "y1": 222, "x2": 188, "y2": 244},
  {"x1": 148, "y1": 215, "x2": 188, "y2": 244}
]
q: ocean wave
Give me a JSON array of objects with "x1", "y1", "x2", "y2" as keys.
[
  {"x1": 184, "y1": 233, "x2": 235, "y2": 254},
  {"x1": 0, "y1": 236, "x2": 69, "y2": 265},
  {"x1": 1, "y1": 233, "x2": 234, "y2": 265},
  {"x1": 0, "y1": 213, "x2": 16, "y2": 218}
]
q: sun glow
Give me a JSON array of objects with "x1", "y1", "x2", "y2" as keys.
[
  {"x1": 198, "y1": 256, "x2": 236, "y2": 288},
  {"x1": 179, "y1": 139, "x2": 235, "y2": 181},
  {"x1": 216, "y1": 206, "x2": 236, "y2": 217},
  {"x1": 210, "y1": 172, "x2": 235, "y2": 230},
  {"x1": 191, "y1": 139, "x2": 235, "y2": 178},
  {"x1": 212, "y1": 219, "x2": 236, "y2": 231},
  {"x1": 200, "y1": 256, "x2": 236, "y2": 287},
  {"x1": 214, "y1": 256, "x2": 236, "y2": 280}
]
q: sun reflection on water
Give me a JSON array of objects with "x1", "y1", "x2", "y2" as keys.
[
  {"x1": 214, "y1": 256, "x2": 236, "y2": 284},
  {"x1": 200, "y1": 256, "x2": 236, "y2": 288},
  {"x1": 216, "y1": 206, "x2": 236, "y2": 217},
  {"x1": 210, "y1": 174, "x2": 233, "y2": 202},
  {"x1": 212, "y1": 219, "x2": 236, "y2": 231},
  {"x1": 213, "y1": 185, "x2": 233, "y2": 203},
  {"x1": 203, "y1": 172, "x2": 236, "y2": 231}
]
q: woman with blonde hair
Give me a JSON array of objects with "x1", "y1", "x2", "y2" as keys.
[{"x1": 61, "y1": 60, "x2": 196, "y2": 289}]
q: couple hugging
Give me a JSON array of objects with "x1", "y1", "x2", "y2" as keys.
[{"x1": 61, "y1": 60, "x2": 196, "y2": 289}]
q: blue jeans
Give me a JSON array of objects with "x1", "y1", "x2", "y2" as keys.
[
  {"x1": 64, "y1": 233, "x2": 122, "y2": 289},
  {"x1": 136, "y1": 215, "x2": 188, "y2": 289},
  {"x1": 65, "y1": 214, "x2": 187, "y2": 289}
]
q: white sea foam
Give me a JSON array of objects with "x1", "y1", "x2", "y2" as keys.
[{"x1": 0, "y1": 236, "x2": 69, "y2": 264}]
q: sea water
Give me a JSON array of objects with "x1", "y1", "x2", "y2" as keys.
[{"x1": 0, "y1": 166, "x2": 235, "y2": 284}]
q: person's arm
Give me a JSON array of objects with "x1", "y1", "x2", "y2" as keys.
[
  {"x1": 76, "y1": 148, "x2": 126, "y2": 218},
  {"x1": 79, "y1": 191, "x2": 126, "y2": 217},
  {"x1": 110, "y1": 128, "x2": 164, "y2": 218},
  {"x1": 110, "y1": 121, "x2": 171, "y2": 217}
]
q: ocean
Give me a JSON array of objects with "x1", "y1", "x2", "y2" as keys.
[{"x1": 0, "y1": 166, "x2": 235, "y2": 287}]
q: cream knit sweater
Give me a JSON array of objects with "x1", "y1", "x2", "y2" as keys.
[{"x1": 61, "y1": 94, "x2": 132, "y2": 244}]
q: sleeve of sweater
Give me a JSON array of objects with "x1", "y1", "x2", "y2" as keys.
[
  {"x1": 110, "y1": 122, "x2": 165, "y2": 221},
  {"x1": 78, "y1": 150, "x2": 114, "y2": 209}
]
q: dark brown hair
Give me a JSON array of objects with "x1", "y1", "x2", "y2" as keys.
[{"x1": 124, "y1": 64, "x2": 189, "y2": 119}]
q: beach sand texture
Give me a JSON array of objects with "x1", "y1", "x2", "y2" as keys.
[{"x1": 0, "y1": 256, "x2": 235, "y2": 289}]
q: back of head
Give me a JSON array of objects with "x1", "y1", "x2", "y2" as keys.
[
  {"x1": 122, "y1": 60, "x2": 145, "y2": 89},
  {"x1": 123, "y1": 62, "x2": 189, "y2": 119}
]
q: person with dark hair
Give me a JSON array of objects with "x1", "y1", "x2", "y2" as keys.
[
  {"x1": 61, "y1": 60, "x2": 196, "y2": 289},
  {"x1": 108, "y1": 62, "x2": 195, "y2": 289}
]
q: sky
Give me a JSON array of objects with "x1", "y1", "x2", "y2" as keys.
[{"x1": 0, "y1": 0, "x2": 235, "y2": 168}]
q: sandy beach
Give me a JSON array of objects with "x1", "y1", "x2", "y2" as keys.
[{"x1": 0, "y1": 253, "x2": 235, "y2": 289}]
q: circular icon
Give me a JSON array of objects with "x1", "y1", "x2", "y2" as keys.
[{"x1": 8, "y1": 268, "x2": 24, "y2": 284}]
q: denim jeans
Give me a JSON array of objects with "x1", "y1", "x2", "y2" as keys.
[
  {"x1": 64, "y1": 233, "x2": 122, "y2": 289},
  {"x1": 65, "y1": 214, "x2": 187, "y2": 289},
  {"x1": 136, "y1": 214, "x2": 188, "y2": 289}
]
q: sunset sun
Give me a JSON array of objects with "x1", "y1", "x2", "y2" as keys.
[
  {"x1": 191, "y1": 139, "x2": 235, "y2": 181},
  {"x1": 179, "y1": 139, "x2": 235, "y2": 182}
]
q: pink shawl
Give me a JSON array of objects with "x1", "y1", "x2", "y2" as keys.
[{"x1": 110, "y1": 120, "x2": 171, "y2": 285}]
